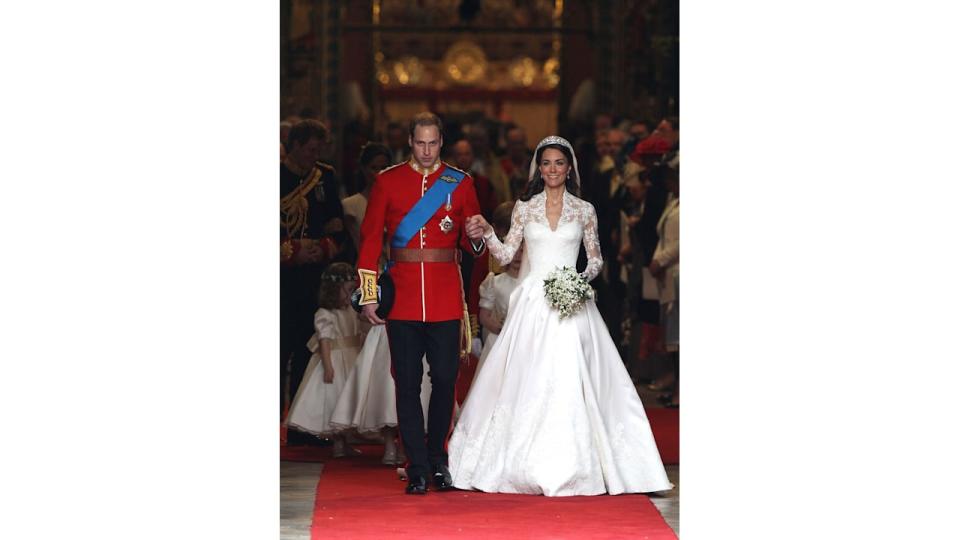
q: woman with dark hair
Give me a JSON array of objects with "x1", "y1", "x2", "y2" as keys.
[
  {"x1": 517, "y1": 142, "x2": 580, "y2": 202},
  {"x1": 448, "y1": 136, "x2": 671, "y2": 497},
  {"x1": 342, "y1": 142, "x2": 392, "y2": 257}
]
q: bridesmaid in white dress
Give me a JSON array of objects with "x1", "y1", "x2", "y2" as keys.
[
  {"x1": 472, "y1": 233, "x2": 522, "y2": 383},
  {"x1": 449, "y1": 136, "x2": 672, "y2": 496},
  {"x1": 285, "y1": 263, "x2": 369, "y2": 458}
]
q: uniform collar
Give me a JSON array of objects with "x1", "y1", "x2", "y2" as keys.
[{"x1": 408, "y1": 158, "x2": 441, "y2": 176}]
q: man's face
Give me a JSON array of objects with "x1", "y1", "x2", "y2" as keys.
[
  {"x1": 595, "y1": 133, "x2": 612, "y2": 157},
  {"x1": 594, "y1": 114, "x2": 613, "y2": 132},
  {"x1": 290, "y1": 137, "x2": 324, "y2": 169},
  {"x1": 409, "y1": 125, "x2": 442, "y2": 169},
  {"x1": 452, "y1": 141, "x2": 474, "y2": 171},
  {"x1": 630, "y1": 123, "x2": 649, "y2": 140},
  {"x1": 608, "y1": 130, "x2": 627, "y2": 156}
]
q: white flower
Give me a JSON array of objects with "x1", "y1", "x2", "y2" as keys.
[{"x1": 543, "y1": 266, "x2": 593, "y2": 319}]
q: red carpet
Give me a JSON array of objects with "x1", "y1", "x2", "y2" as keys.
[
  {"x1": 280, "y1": 445, "x2": 328, "y2": 462},
  {"x1": 309, "y1": 447, "x2": 677, "y2": 540},
  {"x1": 647, "y1": 406, "x2": 679, "y2": 465}
]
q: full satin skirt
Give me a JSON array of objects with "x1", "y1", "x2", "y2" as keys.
[
  {"x1": 448, "y1": 278, "x2": 672, "y2": 496},
  {"x1": 286, "y1": 347, "x2": 360, "y2": 437}
]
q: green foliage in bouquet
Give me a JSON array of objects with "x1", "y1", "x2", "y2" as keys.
[{"x1": 543, "y1": 266, "x2": 594, "y2": 319}]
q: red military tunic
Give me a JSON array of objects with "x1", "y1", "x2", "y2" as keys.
[{"x1": 358, "y1": 159, "x2": 484, "y2": 322}]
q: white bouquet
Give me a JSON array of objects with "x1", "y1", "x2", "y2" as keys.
[{"x1": 543, "y1": 266, "x2": 594, "y2": 319}]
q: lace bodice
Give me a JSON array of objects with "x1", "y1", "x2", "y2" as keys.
[{"x1": 483, "y1": 190, "x2": 603, "y2": 282}]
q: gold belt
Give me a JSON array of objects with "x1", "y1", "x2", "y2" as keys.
[{"x1": 330, "y1": 334, "x2": 364, "y2": 351}]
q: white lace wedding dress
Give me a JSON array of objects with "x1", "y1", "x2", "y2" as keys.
[{"x1": 448, "y1": 190, "x2": 672, "y2": 496}]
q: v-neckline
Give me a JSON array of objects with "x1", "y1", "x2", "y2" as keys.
[{"x1": 544, "y1": 191, "x2": 565, "y2": 232}]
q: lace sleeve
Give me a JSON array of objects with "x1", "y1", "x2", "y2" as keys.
[
  {"x1": 483, "y1": 200, "x2": 525, "y2": 266},
  {"x1": 581, "y1": 202, "x2": 603, "y2": 282}
]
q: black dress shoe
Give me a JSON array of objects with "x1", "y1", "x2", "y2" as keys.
[
  {"x1": 405, "y1": 475, "x2": 428, "y2": 495},
  {"x1": 432, "y1": 464, "x2": 454, "y2": 491}
]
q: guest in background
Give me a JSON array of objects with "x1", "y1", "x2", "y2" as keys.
[
  {"x1": 281, "y1": 120, "x2": 347, "y2": 426},
  {"x1": 650, "y1": 152, "x2": 679, "y2": 408},
  {"x1": 452, "y1": 139, "x2": 498, "y2": 220},
  {"x1": 468, "y1": 123, "x2": 510, "y2": 205},
  {"x1": 386, "y1": 121, "x2": 409, "y2": 164},
  {"x1": 451, "y1": 138, "x2": 497, "y2": 328},
  {"x1": 629, "y1": 120, "x2": 650, "y2": 142},
  {"x1": 653, "y1": 116, "x2": 679, "y2": 150},
  {"x1": 618, "y1": 161, "x2": 663, "y2": 382},
  {"x1": 499, "y1": 126, "x2": 532, "y2": 201},
  {"x1": 625, "y1": 137, "x2": 673, "y2": 389},
  {"x1": 342, "y1": 142, "x2": 392, "y2": 261}
]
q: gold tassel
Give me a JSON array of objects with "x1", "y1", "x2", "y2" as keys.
[{"x1": 460, "y1": 303, "x2": 472, "y2": 358}]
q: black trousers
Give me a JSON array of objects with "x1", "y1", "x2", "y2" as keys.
[{"x1": 386, "y1": 319, "x2": 461, "y2": 479}]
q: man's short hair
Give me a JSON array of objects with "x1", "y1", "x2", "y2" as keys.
[
  {"x1": 287, "y1": 119, "x2": 329, "y2": 149},
  {"x1": 409, "y1": 112, "x2": 444, "y2": 139}
]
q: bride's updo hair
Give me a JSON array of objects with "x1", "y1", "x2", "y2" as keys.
[{"x1": 520, "y1": 143, "x2": 580, "y2": 202}]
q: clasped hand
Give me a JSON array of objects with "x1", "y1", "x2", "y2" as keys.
[{"x1": 465, "y1": 215, "x2": 491, "y2": 241}]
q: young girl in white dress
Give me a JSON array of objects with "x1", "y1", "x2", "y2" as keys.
[
  {"x1": 471, "y1": 202, "x2": 523, "y2": 384},
  {"x1": 449, "y1": 136, "x2": 672, "y2": 496},
  {"x1": 284, "y1": 263, "x2": 369, "y2": 458}
]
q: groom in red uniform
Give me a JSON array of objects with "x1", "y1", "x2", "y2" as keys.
[{"x1": 357, "y1": 112, "x2": 487, "y2": 494}]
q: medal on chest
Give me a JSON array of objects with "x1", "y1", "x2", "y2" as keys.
[
  {"x1": 439, "y1": 193, "x2": 454, "y2": 234},
  {"x1": 440, "y1": 215, "x2": 454, "y2": 234}
]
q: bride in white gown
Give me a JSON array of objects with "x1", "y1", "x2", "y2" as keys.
[{"x1": 448, "y1": 136, "x2": 672, "y2": 496}]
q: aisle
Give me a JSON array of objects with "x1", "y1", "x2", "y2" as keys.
[{"x1": 307, "y1": 446, "x2": 677, "y2": 539}]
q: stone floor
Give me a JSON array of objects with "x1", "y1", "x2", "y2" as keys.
[
  {"x1": 280, "y1": 461, "x2": 324, "y2": 540},
  {"x1": 652, "y1": 464, "x2": 680, "y2": 535},
  {"x1": 280, "y1": 379, "x2": 680, "y2": 539}
]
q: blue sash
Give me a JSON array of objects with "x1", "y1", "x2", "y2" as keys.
[{"x1": 390, "y1": 165, "x2": 465, "y2": 249}]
